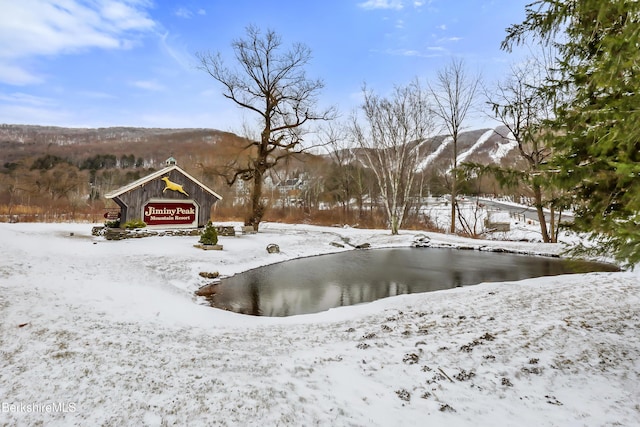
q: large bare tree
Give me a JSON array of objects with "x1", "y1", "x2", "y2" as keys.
[
  {"x1": 487, "y1": 57, "x2": 559, "y2": 242},
  {"x1": 350, "y1": 80, "x2": 436, "y2": 235},
  {"x1": 197, "y1": 26, "x2": 335, "y2": 231},
  {"x1": 430, "y1": 58, "x2": 481, "y2": 234}
]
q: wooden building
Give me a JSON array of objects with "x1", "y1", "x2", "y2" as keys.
[{"x1": 105, "y1": 163, "x2": 222, "y2": 228}]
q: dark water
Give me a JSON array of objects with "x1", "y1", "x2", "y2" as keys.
[{"x1": 205, "y1": 248, "x2": 619, "y2": 317}]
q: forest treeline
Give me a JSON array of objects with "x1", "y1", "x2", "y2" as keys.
[{"x1": 0, "y1": 127, "x2": 511, "y2": 227}]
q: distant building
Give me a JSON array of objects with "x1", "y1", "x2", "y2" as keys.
[
  {"x1": 105, "y1": 160, "x2": 222, "y2": 228},
  {"x1": 485, "y1": 210, "x2": 511, "y2": 232},
  {"x1": 278, "y1": 177, "x2": 304, "y2": 194},
  {"x1": 276, "y1": 175, "x2": 308, "y2": 207}
]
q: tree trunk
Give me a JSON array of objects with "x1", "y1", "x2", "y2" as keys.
[
  {"x1": 554, "y1": 209, "x2": 562, "y2": 243},
  {"x1": 533, "y1": 183, "x2": 550, "y2": 243},
  {"x1": 450, "y1": 177, "x2": 457, "y2": 233},
  {"x1": 247, "y1": 168, "x2": 264, "y2": 232},
  {"x1": 449, "y1": 135, "x2": 458, "y2": 234},
  {"x1": 549, "y1": 204, "x2": 556, "y2": 243},
  {"x1": 390, "y1": 214, "x2": 399, "y2": 235}
]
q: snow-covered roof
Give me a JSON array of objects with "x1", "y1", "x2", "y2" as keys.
[{"x1": 105, "y1": 164, "x2": 222, "y2": 200}]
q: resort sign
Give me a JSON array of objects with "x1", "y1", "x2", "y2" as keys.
[
  {"x1": 143, "y1": 201, "x2": 198, "y2": 227},
  {"x1": 105, "y1": 163, "x2": 222, "y2": 229}
]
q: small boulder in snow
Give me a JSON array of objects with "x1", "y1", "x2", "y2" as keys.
[
  {"x1": 199, "y1": 271, "x2": 219, "y2": 279},
  {"x1": 412, "y1": 234, "x2": 431, "y2": 248}
]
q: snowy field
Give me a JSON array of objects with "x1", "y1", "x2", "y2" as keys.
[{"x1": 0, "y1": 221, "x2": 639, "y2": 426}]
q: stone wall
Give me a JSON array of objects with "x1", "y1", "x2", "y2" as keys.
[
  {"x1": 92, "y1": 226, "x2": 201, "y2": 241},
  {"x1": 215, "y1": 226, "x2": 236, "y2": 236}
]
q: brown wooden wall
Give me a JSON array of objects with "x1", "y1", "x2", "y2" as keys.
[{"x1": 113, "y1": 169, "x2": 219, "y2": 227}]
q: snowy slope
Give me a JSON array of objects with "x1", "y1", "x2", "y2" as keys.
[
  {"x1": 456, "y1": 128, "x2": 496, "y2": 165},
  {"x1": 0, "y1": 222, "x2": 638, "y2": 426},
  {"x1": 418, "y1": 136, "x2": 452, "y2": 171},
  {"x1": 490, "y1": 130, "x2": 519, "y2": 163},
  {"x1": 416, "y1": 128, "x2": 520, "y2": 172}
]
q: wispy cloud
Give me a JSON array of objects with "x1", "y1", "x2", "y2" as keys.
[
  {"x1": 380, "y1": 47, "x2": 446, "y2": 58},
  {"x1": 0, "y1": 91, "x2": 54, "y2": 106},
  {"x1": 175, "y1": 7, "x2": 192, "y2": 18},
  {"x1": 175, "y1": 7, "x2": 206, "y2": 18},
  {"x1": 358, "y1": 0, "x2": 404, "y2": 10},
  {"x1": 0, "y1": 0, "x2": 157, "y2": 85},
  {"x1": 199, "y1": 89, "x2": 218, "y2": 98},
  {"x1": 131, "y1": 80, "x2": 165, "y2": 91},
  {"x1": 100, "y1": 1, "x2": 155, "y2": 31},
  {"x1": 397, "y1": 49, "x2": 421, "y2": 56},
  {"x1": 159, "y1": 32, "x2": 192, "y2": 71},
  {"x1": 0, "y1": 91, "x2": 70, "y2": 125},
  {"x1": 440, "y1": 36, "x2": 462, "y2": 42},
  {"x1": 0, "y1": 103, "x2": 71, "y2": 125},
  {"x1": 358, "y1": 0, "x2": 428, "y2": 10},
  {"x1": 77, "y1": 90, "x2": 117, "y2": 99},
  {"x1": 0, "y1": 64, "x2": 43, "y2": 86}
]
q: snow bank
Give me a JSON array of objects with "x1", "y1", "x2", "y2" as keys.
[{"x1": 0, "y1": 222, "x2": 638, "y2": 426}]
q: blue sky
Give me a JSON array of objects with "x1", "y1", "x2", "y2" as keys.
[{"x1": 0, "y1": 0, "x2": 530, "y2": 131}]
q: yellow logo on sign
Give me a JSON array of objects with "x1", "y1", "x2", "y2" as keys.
[{"x1": 161, "y1": 177, "x2": 189, "y2": 196}]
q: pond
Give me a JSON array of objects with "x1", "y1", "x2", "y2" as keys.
[{"x1": 204, "y1": 248, "x2": 619, "y2": 317}]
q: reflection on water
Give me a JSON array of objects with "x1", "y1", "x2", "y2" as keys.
[{"x1": 205, "y1": 248, "x2": 618, "y2": 317}]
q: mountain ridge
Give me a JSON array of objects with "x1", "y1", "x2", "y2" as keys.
[{"x1": 0, "y1": 123, "x2": 520, "y2": 171}]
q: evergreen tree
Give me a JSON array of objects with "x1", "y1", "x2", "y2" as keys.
[
  {"x1": 503, "y1": 0, "x2": 640, "y2": 265},
  {"x1": 199, "y1": 222, "x2": 219, "y2": 246}
]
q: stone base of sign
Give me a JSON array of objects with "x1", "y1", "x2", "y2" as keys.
[
  {"x1": 98, "y1": 227, "x2": 201, "y2": 240},
  {"x1": 193, "y1": 244, "x2": 224, "y2": 251},
  {"x1": 215, "y1": 226, "x2": 236, "y2": 236},
  {"x1": 241, "y1": 226, "x2": 257, "y2": 234}
]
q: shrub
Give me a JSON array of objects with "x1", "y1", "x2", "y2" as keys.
[
  {"x1": 123, "y1": 219, "x2": 146, "y2": 229},
  {"x1": 199, "y1": 222, "x2": 218, "y2": 245},
  {"x1": 104, "y1": 219, "x2": 120, "y2": 228}
]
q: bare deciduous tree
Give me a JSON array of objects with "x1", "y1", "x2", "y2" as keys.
[
  {"x1": 349, "y1": 80, "x2": 436, "y2": 235},
  {"x1": 319, "y1": 124, "x2": 351, "y2": 215},
  {"x1": 430, "y1": 58, "x2": 481, "y2": 234},
  {"x1": 197, "y1": 26, "x2": 335, "y2": 231},
  {"x1": 319, "y1": 123, "x2": 368, "y2": 221},
  {"x1": 487, "y1": 52, "x2": 562, "y2": 242}
]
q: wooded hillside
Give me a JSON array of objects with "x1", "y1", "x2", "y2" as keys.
[{"x1": 0, "y1": 124, "x2": 522, "y2": 227}]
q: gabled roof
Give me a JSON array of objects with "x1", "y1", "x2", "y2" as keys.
[
  {"x1": 280, "y1": 178, "x2": 301, "y2": 187},
  {"x1": 105, "y1": 164, "x2": 223, "y2": 200}
]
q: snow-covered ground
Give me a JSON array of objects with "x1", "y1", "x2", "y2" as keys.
[{"x1": 0, "y1": 221, "x2": 638, "y2": 426}]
